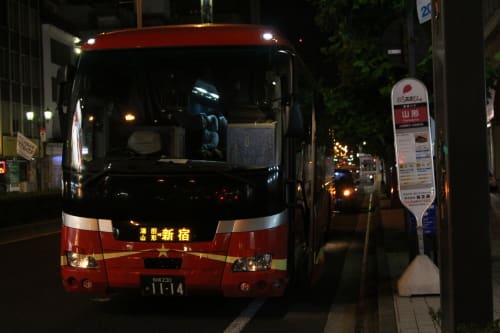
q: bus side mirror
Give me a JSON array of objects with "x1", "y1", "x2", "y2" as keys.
[
  {"x1": 286, "y1": 103, "x2": 304, "y2": 138},
  {"x1": 57, "y1": 65, "x2": 76, "y2": 139},
  {"x1": 56, "y1": 65, "x2": 75, "y2": 112}
]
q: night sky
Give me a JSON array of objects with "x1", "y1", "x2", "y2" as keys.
[
  {"x1": 261, "y1": 0, "x2": 318, "y2": 44},
  {"x1": 42, "y1": 0, "x2": 325, "y2": 71},
  {"x1": 260, "y1": 0, "x2": 324, "y2": 73}
]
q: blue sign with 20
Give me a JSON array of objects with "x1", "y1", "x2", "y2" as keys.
[{"x1": 417, "y1": 0, "x2": 432, "y2": 24}]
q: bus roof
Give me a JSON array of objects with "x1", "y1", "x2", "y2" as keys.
[{"x1": 81, "y1": 24, "x2": 292, "y2": 51}]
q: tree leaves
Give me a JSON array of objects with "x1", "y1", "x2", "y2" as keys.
[{"x1": 309, "y1": 0, "x2": 408, "y2": 158}]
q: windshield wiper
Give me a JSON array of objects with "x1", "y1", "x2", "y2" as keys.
[
  {"x1": 82, "y1": 162, "x2": 112, "y2": 188},
  {"x1": 157, "y1": 158, "x2": 189, "y2": 164}
]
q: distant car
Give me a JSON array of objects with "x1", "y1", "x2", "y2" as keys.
[
  {"x1": 490, "y1": 171, "x2": 498, "y2": 192},
  {"x1": 333, "y1": 168, "x2": 359, "y2": 211}
]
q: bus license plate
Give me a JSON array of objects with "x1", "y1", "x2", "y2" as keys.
[{"x1": 141, "y1": 276, "x2": 185, "y2": 296}]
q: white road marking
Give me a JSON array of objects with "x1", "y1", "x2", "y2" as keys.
[{"x1": 223, "y1": 298, "x2": 267, "y2": 333}]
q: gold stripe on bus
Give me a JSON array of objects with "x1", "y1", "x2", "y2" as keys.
[
  {"x1": 61, "y1": 249, "x2": 287, "y2": 271},
  {"x1": 184, "y1": 251, "x2": 228, "y2": 263},
  {"x1": 103, "y1": 251, "x2": 143, "y2": 260}
]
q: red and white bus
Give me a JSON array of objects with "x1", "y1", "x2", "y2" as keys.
[{"x1": 59, "y1": 24, "x2": 331, "y2": 297}]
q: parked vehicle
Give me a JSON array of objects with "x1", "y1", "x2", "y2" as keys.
[
  {"x1": 333, "y1": 168, "x2": 359, "y2": 212},
  {"x1": 57, "y1": 24, "x2": 331, "y2": 298}
]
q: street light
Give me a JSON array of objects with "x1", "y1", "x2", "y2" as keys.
[
  {"x1": 44, "y1": 109, "x2": 53, "y2": 121},
  {"x1": 26, "y1": 111, "x2": 34, "y2": 121},
  {"x1": 41, "y1": 107, "x2": 53, "y2": 147}
]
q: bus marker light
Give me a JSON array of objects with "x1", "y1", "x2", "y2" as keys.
[
  {"x1": 272, "y1": 279, "x2": 284, "y2": 289},
  {"x1": 82, "y1": 279, "x2": 92, "y2": 289},
  {"x1": 239, "y1": 282, "x2": 251, "y2": 292},
  {"x1": 67, "y1": 277, "x2": 77, "y2": 286}
]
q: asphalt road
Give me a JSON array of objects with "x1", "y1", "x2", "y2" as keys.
[{"x1": 0, "y1": 194, "x2": 377, "y2": 333}]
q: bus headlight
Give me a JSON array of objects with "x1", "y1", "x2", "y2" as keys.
[
  {"x1": 66, "y1": 251, "x2": 99, "y2": 269},
  {"x1": 232, "y1": 254, "x2": 272, "y2": 272}
]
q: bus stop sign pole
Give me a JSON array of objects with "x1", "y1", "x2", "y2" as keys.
[{"x1": 391, "y1": 78, "x2": 440, "y2": 296}]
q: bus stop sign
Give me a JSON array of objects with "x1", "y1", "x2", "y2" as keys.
[
  {"x1": 390, "y1": 78, "x2": 439, "y2": 296},
  {"x1": 391, "y1": 78, "x2": 435, "y2": 229}
]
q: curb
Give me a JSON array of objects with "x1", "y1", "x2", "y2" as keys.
[
  {"x1": 0, "y1": 218, "x2": 61, "y2": 245},
  {"x1": 376, "y1": 200, "x2": 399, "y2": 333}
]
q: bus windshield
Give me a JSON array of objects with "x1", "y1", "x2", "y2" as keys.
[{"x1": 67, "y1": 46, "x2": 290, "y2": 172}]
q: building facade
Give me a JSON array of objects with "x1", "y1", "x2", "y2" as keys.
[
  {"x1": 0, "y1": 0, "x2": 43, "y2": 192},
  {"x1": 0, "y1": 1, "x2": 77, "y2": 192}
]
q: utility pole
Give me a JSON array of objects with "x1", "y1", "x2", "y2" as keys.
[
  {"x1": 200, "y1": 0, "x2": 213, "y2": 23},
  {"x1": 250, "y1": 0, "x2": 260, "y2": 24},
  {"x1": 136, "y1": 0, "x2": 143, "y2": 28},
  {"x1": 406, "y1": 0, "x2": 416, "y2": 76},
  {"x1": 432, "y1": 0, "x2": 492, "y2": 331}
]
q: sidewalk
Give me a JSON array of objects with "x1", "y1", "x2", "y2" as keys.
[{"x1": 378, "y1": 194, "x2": 500, "y2": 333}]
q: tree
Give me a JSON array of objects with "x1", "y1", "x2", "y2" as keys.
[
  {"x1": 309, "y1": 0, "x2": 500, "y2": 158},
  {"x1": 308, "y1": 0, "x2": 414, "y2": 159}
]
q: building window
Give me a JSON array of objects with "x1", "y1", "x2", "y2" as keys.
[
  {"x1": 23, "y1": 85, "x2": 31, "y2": 104},
  {"x1": 0, "y1": 48, "x2": 7, "y2": 79},
  {"x1": 19, "y1": 5, "x2": 29, "y2": 37},
  {"x1": 32, "y1": 87, "x2": 40, "y2": 106},
  {"x1": 29, "y1": 10, "x2": 39, "y2": 40},
  {"x1": 21, "y1": 54, "x2": 30, "y2": 85},
  {"x1": 31, "y1": 57, "x2": 39, "y2": 88},
  {"x1": 29, "y1": 0, "x2": 39, "y2": 10},
  {"x1": 51, "y1": 76, "x2": 57, "y2": 103},
  {"x1": 12, "y1": 102, "x2": 20, "y2": 134},
  {"x1": 1, "y1": 100, "x2": 10, "y2": 134},
  {"x1": 31, "y1": 39, "x2": 39, "y2": 57},
  {"x1": 50, "y1": 39, "x2": 71, "y2": 66},
  {"x1": 10, "y1": 31, "x2": 19, "y2": 53},
  {"x1": 21, "y1": 36, "x2": 30, "y2": 54},
  {"x1": 0, "y1": 2, "x2": 7, "y2": 27},
  {"x1": 0, "y1": 79, "x2": 8, "y2": 101},
  {"x1": 10, "y1": 52, "x2": 20, "y2": 82},
  {"x1": 0, "y1": 28, "x2": 7, "y2": 48},
  {"x1": 11, "y1": 83, "x2": 20, "y2": 103},
  {"x1": 8, "y1": 0, "x2": 19, "y2": 32}
]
